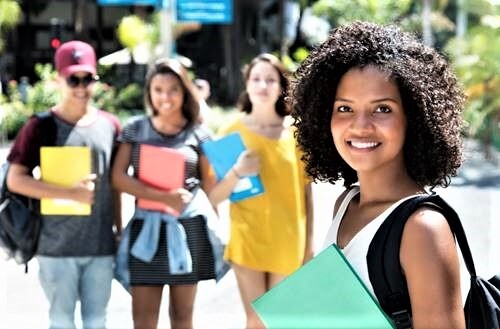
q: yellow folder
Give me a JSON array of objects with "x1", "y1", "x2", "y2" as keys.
[
  {"x1": 252, "y1": 244, "x2": 395, "y2": 328},
  {"x1": 40, "y1": 146, "x2": 92, "y2": 215}
]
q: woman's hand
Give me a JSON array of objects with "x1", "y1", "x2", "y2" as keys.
[
  {"x1": 233, "y1": 150, "x2": 260, "y2": 177},
  {"x1": 164, "y1": 188, "x2": 193, "y2": 214}
]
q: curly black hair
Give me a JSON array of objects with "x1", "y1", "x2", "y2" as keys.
[
  {"x1": 291, "y1": 21, "x2": 465, "y2": 189},
  {"x1": 238, "y1": 53, "x2": 290, "y2": 117}
]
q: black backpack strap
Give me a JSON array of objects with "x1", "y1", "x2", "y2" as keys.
[
  {"x1": 34, "y1": 111, "x2": 57, "y2": 147},
  {"x1": 367, "y1": 194, "x2": 474, "y2": 329}
]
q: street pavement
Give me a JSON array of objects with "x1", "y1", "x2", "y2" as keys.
[{"x1": 0, "y1": 139, "x2": 499, "y2": 329}]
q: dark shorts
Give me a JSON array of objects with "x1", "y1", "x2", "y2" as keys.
[{"x1": 129, "y1": 215, "x2": 215, "y2": 286}]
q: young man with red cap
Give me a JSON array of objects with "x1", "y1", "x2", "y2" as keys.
[{"x1": 6, "y1": 40, "x2": 121, "y2": 329}]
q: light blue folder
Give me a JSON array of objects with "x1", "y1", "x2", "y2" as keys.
[
  {"x1": 202, "y1": 132, "x2": 264, "y2": 202},
  {"x1": 252, "y1": 244, "x2": 395, "y2": 329}
]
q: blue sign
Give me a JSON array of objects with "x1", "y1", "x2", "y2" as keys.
[
  {"x1": 97, "y1": 0, "x2": 161, "y2": 6},
  {"x1": 177, "y1": 0, "x2": 233, "y2": 24}
]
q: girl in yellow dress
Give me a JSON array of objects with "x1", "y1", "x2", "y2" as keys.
[{"x1": 208, "y1": 54, "x2": 314, "y2": 329}]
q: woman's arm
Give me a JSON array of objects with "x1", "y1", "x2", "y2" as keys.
[
  {"x1": 400, "y1": 207, "x2": 465, "y2": 329},
  {"x1": 199, "y1": 154, "x2": 216, "y2": 194},
  {"x1": 112, "y1": 188, "x2": 122, "y2": 236},
  {"x1": 110, "y1": 143, "x2": 192, "y2": 213},
  {"x1": 303, "y1": 183, "x2": 314, "y2": 263}
]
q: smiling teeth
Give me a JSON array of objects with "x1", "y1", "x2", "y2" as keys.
[{"x1": 350, "y1": 141, "x2": 379, "y2": 149}]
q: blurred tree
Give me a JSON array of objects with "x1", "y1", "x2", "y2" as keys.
[
  {"x1": 116, "y1": 13, "x2": 200, "y2": 62},
  {"x1": 447, "y1": 13, "x2": 500, "y2": 157},
  {"x1": 117, "y1": 15, "x2": 150, "y2": 52},
  {"x1": 311, "y1": 0, "x2": 412, "y2": 25},
  {"x1": 0, "y1": 0, "x2": 21, "y2": 53},
  {"x1": 306, "y1": 0, "x2": 456, "y2": 50}
]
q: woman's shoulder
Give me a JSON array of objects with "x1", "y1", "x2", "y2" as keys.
[
  {"x1": 403, "y1": 205, "x2": 453, "y2": 244},
  {"x1": 334, "y1": 186, "x2": 359, "y2": 215},
  {"x1": 189, "y1": 123, "x2": 213, "y2": 142},
  {"x1": 400, "y1": 201, "x2": 458, "y2": 276},
  {"x1": 399, "y1": 201, "x2": 462, "y2": 325},
  {"x1": 216, "y1": 116, "x2": 242, "y2": 136},
  {"x1": 122, "y1": 114, "x2": 148, "y2": 129}
]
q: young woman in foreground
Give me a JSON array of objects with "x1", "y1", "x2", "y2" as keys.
[{"x1": 291, "y1": 21, "x2": 466, "y2": 329}]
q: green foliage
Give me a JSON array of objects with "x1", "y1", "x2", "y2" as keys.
[
  {"x1": 29, "y1": 63, "x2": 61, "y2": 113},
  {"x1": 0, "y1": 0, "x2": 21, "y2": 52},
  {"x1": 279, "y1": 47, "x2": 311, "y2": 73},
  {"x1": 0, "y1": 0, "x2": 21, "y2": 27},
  {"x1": 447, "y1": 22, "x2": 500, "y2": 144},
  {"x1": 311, "y1": 0, "x2": 412, "y2": 25},
  {"x1": 292, "y1": 47, "x2": 310, "y2": 63},
  {"x1": 0, "y1": 63, "x2": 60, "y2": 139},
  {"x1": 149, "y1": 12, "x2": 161, "y2": 46},
  {"x1": 465, "y1": 0, "x2": 498, "y2": 17},
  {"x1": 309, "y1": 0, "x2": 455, "y2": 48},
  {"x1": 116, "y1": 15, "x2": 149, "y2": 50},
  {"x1": 0, "y1": 63, "x2": 144, "y2": 139},
  {"x1": 93, "y1": 82, "x2": 143, "y2": 113},
  {"x1": 0, "y1": 82, "x2": 31, "y2": 140}
]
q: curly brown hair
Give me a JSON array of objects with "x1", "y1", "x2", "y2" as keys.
[
  {"x1": 238, "y1": 53, "x2": 290, "y2": 117},
  {"x1": 144, "y1": 58, "x2": 200, "y2": 124},
  {"x1": 291, "y1": 21, "x2": 465, "y2": 189}
]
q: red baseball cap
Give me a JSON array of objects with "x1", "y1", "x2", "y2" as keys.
[{"x1": 55, "y1": 40, "x2": 96, "y2": 77}]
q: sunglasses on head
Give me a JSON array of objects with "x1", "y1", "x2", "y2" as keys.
[{"x1": 66, "y1": 74, "x2": 98, "y2": 88}]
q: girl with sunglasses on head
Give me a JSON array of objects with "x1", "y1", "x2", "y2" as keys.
[
  {"x1": 111, "y1": 58, "x2": 225, "y2": 329},
  {"x1": 292, "y1": 21, "x2": 466, "y2": 328},
  {"x1": 208, "y1": 53, "x2": 314, "y2": 329},
  {"x1": 6, "y1": 40, "x2": 122, "y2": 329}
]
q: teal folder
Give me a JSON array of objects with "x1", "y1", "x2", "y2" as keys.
[
  {"x1": 201, "y1": 132, "x2": 264, "y2": 202},
  {"x1": 252, "y1": 244, "x2": 395, "y2": 329}
]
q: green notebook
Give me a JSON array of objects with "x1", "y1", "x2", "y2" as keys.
[{"x1": 251, "y1": 244, "x2": 395, "y2": 329}]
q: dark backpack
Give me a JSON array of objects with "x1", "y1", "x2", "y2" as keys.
[
  {"x1": 0, "y1": 111, "x2": 57, "y2": 272},
  {"x1": 367, "y1": 194, "x2": 500, "y2": 329}
]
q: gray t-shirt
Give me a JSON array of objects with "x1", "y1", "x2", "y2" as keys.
[
  {"x1": 8, "y1": 111, "x2": 120, "y2": 256},
  {"x1": 118, "y1": 115, "x2": 211, "y2": 191}
]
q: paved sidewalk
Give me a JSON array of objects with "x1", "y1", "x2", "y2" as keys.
[
  {"x1": 0, "y1": 182, "x2": 342, "y2": 329},
  {"x1": 0, "y1": 140, "x2": 499, "y2": 329}
]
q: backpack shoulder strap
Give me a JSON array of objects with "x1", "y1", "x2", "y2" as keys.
[
  {"x1": 33, "y1": 111, "x2": 57, "y2": 146},
  {"x1": 367, "y1": 194, "x2": 464, "y2": 329},
  {"x1": 0, "y1": 162, "x2": 10, "y2": 200}
]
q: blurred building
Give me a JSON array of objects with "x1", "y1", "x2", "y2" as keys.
[{"x1": 2, "y1": 0, "x2": 292, "y2": 105}]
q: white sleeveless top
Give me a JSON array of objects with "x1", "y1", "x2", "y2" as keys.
[{"x1": 322, "y1": 186, "x2": 420, "y2": 298}]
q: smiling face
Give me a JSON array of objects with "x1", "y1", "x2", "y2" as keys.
[
  {"x1": 60, "y1": 71, "x2": 96, "y2": 106},
  {"x1": 246, "y1": 61, "x2": 282, "y2": 109},
  {"x1": 149, "y1": 73, "x2": 185, "y2": 117},
  {"x1": 330, "y1": 66, "x2": 407, "y2": 176}
]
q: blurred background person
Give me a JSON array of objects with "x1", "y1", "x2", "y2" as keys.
[
  {"x1": 194, "y1": 78, "x2": 212, "y2": 124},
  {"x1": 112, "y1": 58, "x2": 221, "y2": 329},
  {"x1": 208, "y1": 53, "x2": 314, "y2": 329},
  {"x1": 6, "y1": 40, "x2": 121, "y2": 329}
]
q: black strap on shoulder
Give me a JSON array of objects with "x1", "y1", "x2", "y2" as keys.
[
  {"x1": 367, "y1": 194, "x2": 476, "y2": 329},
  {"x1": 34, "y1": 111, "x2": 57, "y2": 146}
]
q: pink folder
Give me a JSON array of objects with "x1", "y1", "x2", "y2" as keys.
[{"x1": 137, "y1": 144, "x2": 185, "y2": 215}]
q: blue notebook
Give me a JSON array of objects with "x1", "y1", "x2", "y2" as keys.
[
  {"x1": 202, "y1": 132, "x2": 264, "y2": 202},
  {"x1": 252, "y1": 244, "x2": 395, "y2": 329}
]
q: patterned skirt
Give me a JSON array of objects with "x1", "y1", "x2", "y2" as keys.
[{"x1": 129, "y1": 215, "x2": 215, "y2": 286}]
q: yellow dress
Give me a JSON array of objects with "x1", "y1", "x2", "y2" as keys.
[{"x1": 218, "y1": 118, "x2": 309, "y2": 275}]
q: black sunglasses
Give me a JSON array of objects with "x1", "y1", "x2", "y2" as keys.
[{"x1": 66, "y1": 74, "x2": 98, "y2": 88}]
